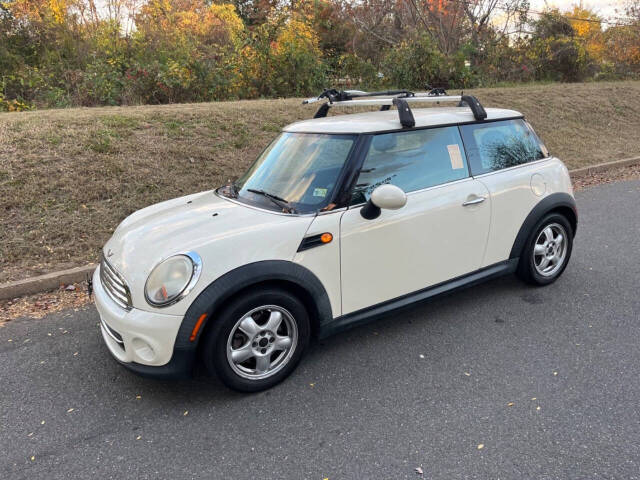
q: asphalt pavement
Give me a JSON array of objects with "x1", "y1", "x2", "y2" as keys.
[{"x1": 1, "y1": 180, "x2": 639, "y2": 480}]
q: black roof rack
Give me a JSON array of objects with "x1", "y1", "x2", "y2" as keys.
[{"x1": 302, "y1": 88, "x2": 487, "y2": 127}]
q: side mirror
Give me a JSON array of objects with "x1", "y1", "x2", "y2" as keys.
[{"x1": 361, "y1": 184, "x2": 407, "y2": 220}]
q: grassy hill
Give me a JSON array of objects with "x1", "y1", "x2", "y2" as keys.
[{"x1": 2, "y1": 80, "x2": 640, "y2": 282}]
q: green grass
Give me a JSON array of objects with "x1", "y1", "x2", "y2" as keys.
[{"x1": 1, "y1": 80, "x2": 640, "y2": 282}]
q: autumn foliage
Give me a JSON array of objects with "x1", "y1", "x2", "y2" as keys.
[{"x1": 1, "y1": 0, "x2": 639, "y2": 110}]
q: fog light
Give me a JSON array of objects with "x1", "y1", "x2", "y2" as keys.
[{"x1": 131, "y1": 338, "x2": 155, "y2": 363}]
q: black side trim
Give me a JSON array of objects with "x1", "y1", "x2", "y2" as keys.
[
  {"x1": 319, "y1": 259, "x2": 518, "y2": 339},
  {"x1": 509, "y1": 193, "x2": 578, "y2": 259},
  {"x1": 298, "y1": 234, "x2": 330, "y2": 252},
  {"x1": 331, "y1": 134, "x2": 372, "y2": 208},
  {"x1": 111, "y1": 261, "x2": 333, "y2": 380},
  {"x1": 114, "y1": 348, "x2": 194, "y2": 380},
  {"x1": 177, "y1": 260, "x2": 333, "y2": 348}
]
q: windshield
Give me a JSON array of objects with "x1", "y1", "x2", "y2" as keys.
[{"x1": 230, "y1": 132, "x2": 356, "y2": 214}]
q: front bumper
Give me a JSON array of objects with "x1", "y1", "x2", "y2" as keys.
[{"x1": 93, "y1": 267, "x2": 193, "y2": 378}]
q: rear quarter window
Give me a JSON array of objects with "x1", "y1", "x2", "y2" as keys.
[{"x1": 460, "y1": 119, "x2": 548, "y2": 175}]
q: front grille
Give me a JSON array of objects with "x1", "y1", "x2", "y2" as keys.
[{"x1": 100, "y1": 256, "x2": 132, "y2": 310}]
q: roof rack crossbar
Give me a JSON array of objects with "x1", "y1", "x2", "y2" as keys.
[{"x1": 304, "y1": 89, "x2": 487, "y2": 124}]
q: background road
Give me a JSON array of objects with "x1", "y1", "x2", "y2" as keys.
[{"x1": 1, "y1": 180, "x2": 639, "y2": 480}]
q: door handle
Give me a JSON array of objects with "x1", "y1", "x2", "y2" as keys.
[{"x1": 462, "y1": 195, "x2": 486, "y2": 206}]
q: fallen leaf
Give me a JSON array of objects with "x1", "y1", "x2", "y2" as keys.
[
  {"x1": 477, "y1": 444, "x2": 484, "y2": 450},
  {"x1": 40, "y1": 420, "x2": 45, "y2": 425},
  {"x1": 30, "y1": 456, "x2": 35, "y2": 461},
  {"x1": 309, "y1": 383, "x2": 315, "y2": 387},
  {"x1": 183, "y1": 410, "x2": 189, "y2": 416},
  {"x1": 415, "y1": 466, "x2": 424, "y2": 475},
  {"x1": 419, "y1": 354, "x2": 425, "y2": 359},
  {"x1": 553, "y1": 371, "x2": 558, "y2": 376},
  {"x1": 531, "y1": 397, "x2": 537, "y2": 401},
  {"x1": 27, "y1": 432, "x2": 33, "y2": 437},
  {"x1": 136, "y1": 395, "x2": 141, "y2": 400},
  {"x1": 507, "y1": 402, "x2": 514, "y2": 407},
  {"x1": 464, "y1": 372, "x2": 471, "y2": 376},
  {"x1": 73, "y1": 352, "x2": 78, "y2": 356},
  {"x1": 136, "y1": 435, "x2": 142, "y2": 440},
  {"x1": 536, "y1": 406, "x2": 541, "y2": 411},
  {"x1": 67, "y1": 408, "x2": 74, "y2": 413}
]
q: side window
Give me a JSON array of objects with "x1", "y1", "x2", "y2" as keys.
[
  {"x1": 460, "y1": 119, "x2": 547, "y2": 175},
  {"x1": 351, "y1": 126, "x2": 469, "y2": 205}
]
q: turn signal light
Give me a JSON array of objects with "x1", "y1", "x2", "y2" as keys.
[
  {"x1": 321, "y1": 233, "x2": 333, "y2": 243},
  {"x1": 189, "y1": 313, "x2": 208, "y2": 342}
]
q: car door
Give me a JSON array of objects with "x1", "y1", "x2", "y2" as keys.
[
  {"x1": 459, "y1": 119, "x2": 556, "y2": 267},
  {"x1": 339, "y1": 126, "x2": 491, "y2": 315}
]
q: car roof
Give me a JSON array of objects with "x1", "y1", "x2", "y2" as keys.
[{"x1": 283, "y1": 107, "x2": 523, "y2": 134}]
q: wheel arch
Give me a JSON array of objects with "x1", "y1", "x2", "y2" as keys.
[
  {"x1": 176, "y1": 260, "x2": 333, "y2": 355},
  {"x1": 509, "y1": 192, "x2": 578, "y2": 260}
]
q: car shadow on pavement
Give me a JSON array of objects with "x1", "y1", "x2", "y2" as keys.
[{"x1": 90, "y1": 273, "x2": 534, "y2": 404}]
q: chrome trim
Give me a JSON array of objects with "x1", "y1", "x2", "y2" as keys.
[
  {"x1": 144, "y1": 251, "x2": 202, "y2": 308},
  {"x1": 100, "y1": 317, "x2": 124, "y2": 346},
  {"x1": 99, "y1": 257, "x2": 132, "y2": 310},
  {"x1": 462, "y1": 196, "x2": 487, "y2": 206}
]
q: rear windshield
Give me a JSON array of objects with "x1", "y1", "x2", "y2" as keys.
[{"x1": 460, "y1": 119, "x2": 548, "y2": 175}]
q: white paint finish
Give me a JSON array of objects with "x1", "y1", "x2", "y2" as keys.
[
  {"x1": 371, "y1": 184, "x2": 407, "y2": 210},
  {"x1": 293, "y1": 213, "x2": 343, "y2": 317},
  {"x1": 93, "y1": 267, "x2": 183, "y2": 366},
  {"x1": 530, "y1": 173, "x2": 546, "y2": 196},
  {"x1": 285, "y1": 108, "x2": 522, "y2": 134},
  {"x1": 339, "y1": 178, "x2": 491, "y2": 314},
  {"x1": 103, "y1": 191, "x2": 314, "y2": 316},
  {"x1": 477, "y1": 157, "x2": 574, "y2": 267}
]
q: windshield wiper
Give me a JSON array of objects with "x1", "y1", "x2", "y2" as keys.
[{"x1": 247, "y1": 188, "x2": 297, "y2": 214}]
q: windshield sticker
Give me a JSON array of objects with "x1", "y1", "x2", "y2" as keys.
[
  {"x1": 313, "y1": 188, "x2": 328, "y2": 198},
  {"x1": 447, "y1": 144, "x2": 464, "y2": 170}
]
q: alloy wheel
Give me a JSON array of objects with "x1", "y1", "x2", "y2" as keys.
[
  {"x1": 226, "y1": 305, "x2": 298, "y2": 380},
  {"x1": 533, "y1": 223, "x2": 568, "y2": 277}
]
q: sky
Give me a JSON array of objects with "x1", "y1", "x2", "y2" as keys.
[{"x1": 530, "y1": 0, "x2": 630, "y2": 21}]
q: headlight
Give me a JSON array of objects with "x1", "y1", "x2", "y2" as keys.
[{"x1": 144, "y1": 252, "x2": 202, "y2": 307}]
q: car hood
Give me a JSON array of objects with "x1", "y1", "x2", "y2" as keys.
[{"x1": 103, "y1": 191, "x2": 314, "y2": 312}]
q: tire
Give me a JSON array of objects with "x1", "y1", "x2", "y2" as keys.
[
  {"x1": 200, "y1": 287, "x2": 310, "y2": 392},
  {"x1": 516, "y1": 213, "x2": 573, "y2": 286}
]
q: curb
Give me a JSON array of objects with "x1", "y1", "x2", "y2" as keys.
[
  {"x1": 2, "y1": 155, "x2": 640, "y2": 302},
  {"x1": 0, "y1": 265, "x2": 96, "y2": 301},
  {"x1": 569, "y1": 155, "x2": 640, "y2": 179}
]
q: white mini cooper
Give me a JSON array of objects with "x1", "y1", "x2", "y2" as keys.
[{"x1": 94, "y1": 89, "x2": 577, "y2": 391}]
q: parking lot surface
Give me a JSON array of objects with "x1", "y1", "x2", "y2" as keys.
[{"x1": 1, "y1": 180, "x2": 639, "y2": 479}]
